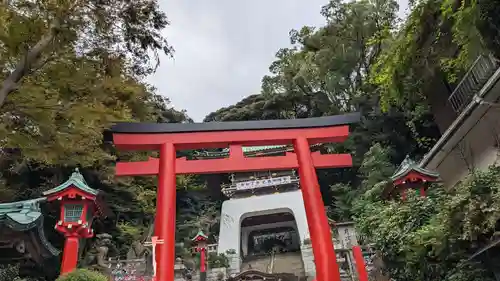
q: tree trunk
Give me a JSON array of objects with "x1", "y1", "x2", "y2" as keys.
[{"x1": 0, "y1": 23, "x2": 58, "y2": 108}]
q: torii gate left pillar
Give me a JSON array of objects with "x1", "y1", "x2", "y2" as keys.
[{"x1": 106, "y1": 113, "x2": 360, "y2": 281}]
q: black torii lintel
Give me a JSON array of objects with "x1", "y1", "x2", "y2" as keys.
[{"x1": 105, "y1": 112, "x2": 360, "y2": 137}]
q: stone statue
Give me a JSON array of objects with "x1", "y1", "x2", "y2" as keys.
[
  {"x1": 126, "y1": 240, "x2": 151, "y2": 259},
  {"x1": 122, "y1": 224, "x2": 155, "y2": 276},
  {"x1": 82, "y1": 233, "x2": 115, "y2": 271},
  {"x1": 125, "y1": 239, "x2": 153, "y2": 276}
]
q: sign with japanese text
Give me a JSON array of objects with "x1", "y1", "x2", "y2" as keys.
[{"x1": 235, "y1": 176, "x2": 292, "y2": 190}]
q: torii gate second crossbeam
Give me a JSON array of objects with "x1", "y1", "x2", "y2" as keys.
[{"x1": 105, "y1": 112, "x2": 360, "y2": 281}]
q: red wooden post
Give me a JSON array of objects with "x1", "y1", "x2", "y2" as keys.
[
  {"x1": 420, "y1": 186, "x2": 426, "y2": 197},
  {"x1": 191, "y1": 230, "x2": 209, "y2": 281},
  {"x1": 155, "y1": 143, "x2": 177, "y2": 281},
  {"x1": 197, "y1": 246, "x2": 207, "y2": 281},
  {"x1": 60, "y1": 236, "x2": 79, "y2": 274},
  {"x1": 352, "y1": 246, "x2": 369, "y2": 281},
  {"x1": 200, "y1": 249, "x2": 206, "y2": 272},
  {"x1": 294, "y1": 137, "x2": 341, "y2": 281}
]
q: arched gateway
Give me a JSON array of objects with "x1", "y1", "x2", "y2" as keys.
[{"x1": 104, "y1": 113, "x2": 364, "y2": 281}]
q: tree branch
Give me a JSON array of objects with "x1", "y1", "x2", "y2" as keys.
[{"x1": 0, "y1": 22, "x2": 60, "y2": 108}]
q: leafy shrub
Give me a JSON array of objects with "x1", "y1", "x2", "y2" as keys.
[
  {"x1": 207, "y1": 252, "x2": 229, "y2": 268},
  {"x1": 355, "y1": 163, "x2": 500, "y2": 281},
  {"x1": 56, "y1": 269, "x2": 108, "y2": 281},
  {"x1": 225, "y1": 249, "x2": 236, "y2": 255},
  {"x1": 0, "y1": 264, "x2": 20, "y2": 281}
]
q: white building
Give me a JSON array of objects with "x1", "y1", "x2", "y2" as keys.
[{"x1": 194, "y1": 145, "x2": 361, "y2": 280}]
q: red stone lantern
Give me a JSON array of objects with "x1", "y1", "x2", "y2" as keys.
[
  {"x1": 387, "y1": 156, "x2": 440, "y2": 200},
  {"x1": 43, "y1": 168, "x2": 104, "y2": 275},
  {"x1": 191, "y1": 230, "x2": 209, "y2": 281}
]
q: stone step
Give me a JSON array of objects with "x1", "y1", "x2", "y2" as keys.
[
  {"x1": 241, "y1": 256, "x2": 270, "y2": 272},
  {"x1": 272, "y1": 252, "x2": 304, "y2": 277},
  {"x1": 240, "y1": 251, "x2": 305, "y2": 277}
]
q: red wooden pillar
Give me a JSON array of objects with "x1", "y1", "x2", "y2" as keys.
[
  {"x1": 352, "y1": 246, "x2": 369, "y2": 281},
  {"x1": 60, "y1": 236, "x2": 79, "y2": 274},
  {"x1": 294, "y1": 137, "x2": 341, "y2": 281},
  {"x1": 155, "y1": 143, "x2": 177, "y2": 281},
  {"x1": 199, "y1": 248, "x2": 207, "y2": 281}
]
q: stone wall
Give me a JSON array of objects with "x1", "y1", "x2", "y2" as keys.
[{"x1": 226, "y1": 253, "x2": 241, "y2": 276}]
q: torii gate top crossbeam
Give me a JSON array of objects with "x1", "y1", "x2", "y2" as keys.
[
  {"x1": 104, "y1": 112, "x2": 360, "y2": 150},
  {"x1": 107, "y1": 113, "x2": 359, "y2": 134}
]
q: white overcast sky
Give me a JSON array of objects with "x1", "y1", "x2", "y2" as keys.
[{"x1": 148, "y1": 0, "x2": 410, "y2": 121}]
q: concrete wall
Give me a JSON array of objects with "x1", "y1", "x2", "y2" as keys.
[
  {"x1": 425, "y1": 71, "x2": 458, "y2": 133},
  {"x1": 301, "y1": 245, "x2": 316, "y2": 278},
  {"x1": 423, "y1": 67, "x2": 500, "y2": 188},
  {"x1": 425, "y1": 101, "x2": 500, "y2": 188}
]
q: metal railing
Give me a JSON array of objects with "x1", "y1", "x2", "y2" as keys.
[{"x1": 448, "y1": 54, "x2": 499, "y2": 113}]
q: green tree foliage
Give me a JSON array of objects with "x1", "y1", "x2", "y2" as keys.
[
  {"x1": 477, "y1": 0, "x2": 500, "y2": 59},
  {"x1": 177, "y1": 192, "x2": 221, "y2": 241},
  {"x1": 55, "y1": 269, "x2": 107, "y2": 281},
  {"x1": 370, "y1": 0, "x2": 499, "y2": 109},
  {"x1": 0, "y1": 0, "x2": 183, "y2": 165},
  {"x1": 0, "y1": 0, "x2": 201, "y2": 279},
  {"x1": 0, "y1": 0, "x2": 172, "y2": 107},
  {"x1": 0, "y1": 264, "x2": 21, "y2": 281}
]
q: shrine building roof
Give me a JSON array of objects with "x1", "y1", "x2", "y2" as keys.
[
  {"x1": 391, "y1": 156, "x2": 440, "y2": 182},
  {"x1": 0, "y1": 197, "x2": 60, "y2": 256},
  {"x1": 0, "y1": 198, "x2": 47, "y2": 230}
]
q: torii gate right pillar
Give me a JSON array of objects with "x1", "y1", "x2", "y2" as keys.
[{"x1": 294, "y1": 136, "x2": 341, "y2": 280}]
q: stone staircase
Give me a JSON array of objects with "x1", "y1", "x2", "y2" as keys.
[
  {"x1": 240, "y1": 251, "x2": 304, "y2": 277},
  {"x1": 240, "y1": 255, "x2": 271, "y2": 272},
  {"x1": 272, "y1": 252, "x2": 304, "y2": 277}
]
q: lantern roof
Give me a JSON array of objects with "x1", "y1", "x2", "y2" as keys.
[
  {"x1": 42, "y1": 168, "x2": 99, "y2": 198},
  {"x1": 390, "y1": 156, "x2": 440, "y2": 183},
  {"x1": 191, "y1": 230, "x2": 208, "y2": 241}
]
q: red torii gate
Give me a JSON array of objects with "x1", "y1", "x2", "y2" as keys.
[{"x1": 105, "y1": 113, "x2": 360, "y2": 281}]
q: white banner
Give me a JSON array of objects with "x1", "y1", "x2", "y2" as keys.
[{"x1": 235, "y1": 176, "x2": 292, "y2": 190}]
